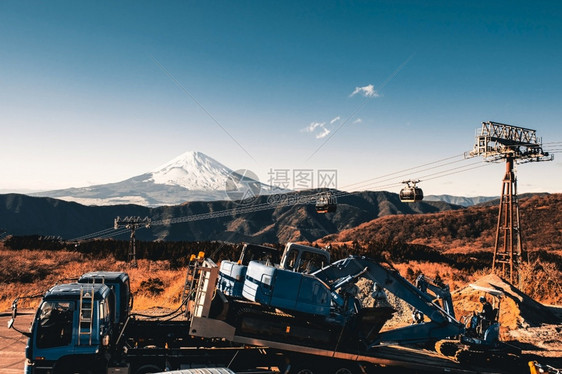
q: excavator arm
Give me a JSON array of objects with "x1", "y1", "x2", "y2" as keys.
[
  {"x1": 312, "y1": 256, "x2": 465, "y2": 345},
  {"x1": 415, "y1": 274, "x2": 455, "y2": 318}
]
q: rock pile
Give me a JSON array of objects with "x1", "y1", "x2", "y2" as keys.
[{"x1": 451, "y1": 274, "x2": 560, "y2": 333}]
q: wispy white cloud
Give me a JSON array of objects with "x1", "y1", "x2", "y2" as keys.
[
  {"x1": 302, "y1": 122, "x2": 325, "y2": 133},
  {"x1": 350, "y1": 84, "x2": 379, "y2": 98},
  {"x1": 353, "y1": 118, "x2": 363, "y2": 124},
  {"x1": 302, "y1": 120, "x2": 333, "y2": 139},
  {"x1": 316, "y1": 127, "x2": 331, "y2": 139}
]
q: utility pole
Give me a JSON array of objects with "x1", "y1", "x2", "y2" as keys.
[
  {"x1": 467, "y1": 121, "x2": 552, "y2": 284},
  {"x1": 114, "y1": 216, "x2": 151, "y2": 267}
]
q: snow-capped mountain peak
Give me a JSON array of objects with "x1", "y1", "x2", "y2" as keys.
[
  {"x1": 32, "y1": 151, "x2": 277, "y2": 206},
  {"x1": 148, "y1": 151, "x2": 233, "y2": 190}
]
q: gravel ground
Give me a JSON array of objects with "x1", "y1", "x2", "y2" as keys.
[{"x1": 0, "y1": 312, "x2": 33, "y2": 374}]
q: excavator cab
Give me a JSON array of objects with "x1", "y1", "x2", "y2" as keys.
[
  {"x1": 436, "y1": 284, "x2": 520, "y2": 363},
  {"x1": 280, "y1": 243, "x2": 330, "y2": 273},
  {"x1": 463, "y1": 285, "x2": 503, "y2": 345}
]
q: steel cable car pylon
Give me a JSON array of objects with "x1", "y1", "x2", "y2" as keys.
[
  {"x1": 493, "y1": 154, "x2": 522, "y2": 283},
  {"x1": 467, "y1": 121, "x2": 553, "y2": 284},
  {"x1": 114, "y1": 216, "x2": 151, "y2": 268}
]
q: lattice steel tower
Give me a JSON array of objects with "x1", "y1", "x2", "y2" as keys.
[
  {"x1": 114, "y1": 216, "x2": 151, "y2": 267},
  {"x1": 468, "y1": 121, "x2": 552, "y2": 283}
]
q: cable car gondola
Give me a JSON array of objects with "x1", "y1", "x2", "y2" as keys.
[
  {"x1": 399, "y1": 180, "x2": 423, "y2": 203},
  {"x1": 315, "y1": 191, "x2": 337, "y2": 213}
]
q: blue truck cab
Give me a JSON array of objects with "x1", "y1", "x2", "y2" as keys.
[
  {"x1": 25, "y1": 282, "x2": 115, "y2": 373},
  {"x1": 79, "y1": 271, "x2": 132, "y2": 327}
]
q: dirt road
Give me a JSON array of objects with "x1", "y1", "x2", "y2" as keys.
[{"x1": 0, "y1": 312, "x2": 33, "y2": 374}]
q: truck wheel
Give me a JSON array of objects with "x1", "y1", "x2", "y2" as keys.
[
  {"x1": 330, "y1": 361, "x2": 360, "y2": 374},
  {"x1": 290, "y1": 364, "x2": 318, "y2": 374},
  {"x1": 135, "y1": 364, "x2": 163, "y2": 374},
  {"x1": 292, "y1": 369, "x2": 315, "y2": 374},
  {"x1": 334, "y1": 367, "x2": 357, "y2": 374}
]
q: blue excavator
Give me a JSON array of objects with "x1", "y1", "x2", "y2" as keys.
[
  {"x1": 211, "y1": 253, "x2": 522, "y2": 367},
  {"x1": 212, "y1": 255, "x2": 464, "y2": 349},
  {"x1": 434, "y1": 284, "x2": 521, "y2": 364},
  {"x1": 218, "y1": 242, "x2": 330, "y2": 298}
]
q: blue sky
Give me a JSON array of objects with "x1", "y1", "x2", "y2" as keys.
[{"x1": 1, "y1": 1, "x2": 561, "y2": 196}]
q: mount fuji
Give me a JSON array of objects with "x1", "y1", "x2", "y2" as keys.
[{"x1": 32, "y1": 151, "x2": 279, "y2": 207}]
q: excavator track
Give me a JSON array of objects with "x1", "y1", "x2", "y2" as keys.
[
  {"x1": 435, "y1": 339, "x2": 461, "y2": 357},
  {"x1": 435, "y1": 338, "x2": 523, "y2": 372},
  {"x1": 455, "y1": 347, "x2": 491, "y2": 365},
  {"x1": 227, "y1": 300, "x2": 342, "y2": 349},
  {"x1": 453, "y1": 345, "x2": 522, "y2": 371}
]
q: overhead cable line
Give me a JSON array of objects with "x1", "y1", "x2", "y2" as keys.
[
  {"x1": 70, "y1": 227, "x2": 117, "y2": 241},
  {"x1": 416, "y1": 161, "x2": 487, "y2": 181},
  {"x1": 330, "y1": 161, "x2": 491, "y2": 201},
  {"x1": 339, "y1": 153, "x2": 465, "y2": 190},
  {"x1": 340, "y1": 157, "x2": 471, "y2": 192},
  {"x1": 69, "y1": 227, "x2": 129, "y2": 242},
  {"x1": 420, "y1": 163, "x2": 490, "y2": 182}
]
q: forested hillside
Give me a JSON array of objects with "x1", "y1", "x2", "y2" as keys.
[{"x1": 319, "y1": 194, "x2": 562, "y2": 255}]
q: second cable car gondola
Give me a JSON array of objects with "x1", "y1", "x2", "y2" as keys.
[
  {"x1": 399, "y1": 179, "x2": 424, "y2": 203},
  {"x1": 315, "y1": 191, "x2": 337, "y2": 213}
]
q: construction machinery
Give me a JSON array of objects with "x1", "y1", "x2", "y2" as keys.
[
  {"x1": 435, "y1": 284, "x2": 521, "y2": 365},
  {"x1": 226, "y1": 255, "x2": 464, "y2": 348},
  {"x1": 218, "y1": 243, "x2": 329, "y2": 298},
  {"x1": 10, "y1": 249, "x2": 525, "y2": 373},
  {"x1": 217, "y1": 243, "x2": 282, "y2": 298}
]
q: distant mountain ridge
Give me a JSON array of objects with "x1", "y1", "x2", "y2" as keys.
[
  {"x1": 31, "y1": 151, "x2": 278, "y2": 207},
  {"x1": 424, "y1": 194, "x2": 497, "y2": 207},
  {"x1": 0, "y1": 191, "x2": 462, "y2": 243}
]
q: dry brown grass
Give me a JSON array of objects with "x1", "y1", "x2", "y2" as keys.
[
  {"x1": 2, "y1": 243, "x2": 559, "y2": 316},
  {"x1": 127, "y1": 260, "x2": 186, "y2": 310},
  {"x1": 393, "y1": 261, "x2": 475, "y2": 292},
  {"x1": 0, "y1": 247, "x2": 189, "y2": 312}
]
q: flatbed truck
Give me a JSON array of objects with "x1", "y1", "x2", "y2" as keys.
[{"x1": 9, "y1": 249, "x2": 520, "y2": 374}]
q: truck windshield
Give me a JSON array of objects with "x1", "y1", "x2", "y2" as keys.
[
  {"x1": 242, "y1": 246, "x2": 281, "y2": 266},
  {"x1": 37, "y1": 301, "x2": 74, "y2": 348}
]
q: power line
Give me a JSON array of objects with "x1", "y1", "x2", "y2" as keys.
[
  {"x1": 338, "y1": 159, "x2": 485, "y2": 193},
  {"x1": 339, "y1": 153, "x2": 465, "y2": 190},
  {"x1": 341, "y1": 157, "x2": 471, "y2": 192},
  {"x1": 421, "y1": 163, "x2": 490, "y2": 182},
  {"x1": 70, "y1": 227, "x2": 117, "y2": 241}
]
